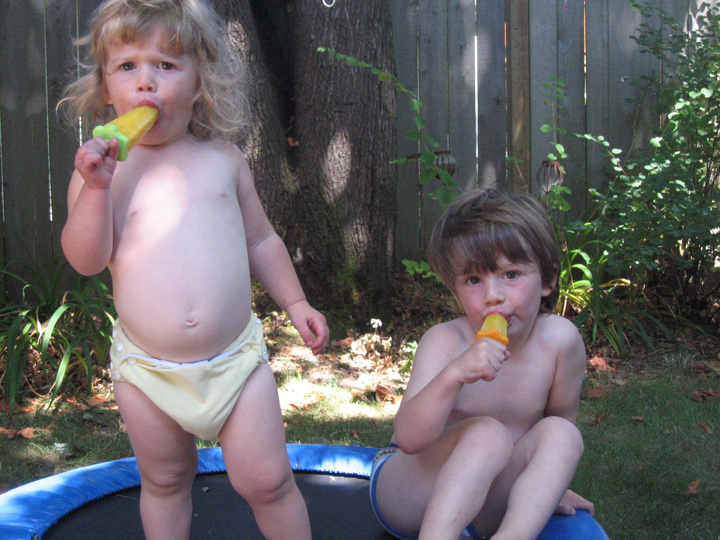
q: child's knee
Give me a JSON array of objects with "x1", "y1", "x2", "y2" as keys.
[
  {"x1": 538, "y1": 416, "x2": 584, "y2": 458},
  {"x1": 459, "y1": 416, "x2": 514, "y2": 455},
  {"x1": 231, "y1": 461, "x2": 297, "y2": 506},
  {"x1": 139, "y1": 458, "x2": 198, "y2": 497}
]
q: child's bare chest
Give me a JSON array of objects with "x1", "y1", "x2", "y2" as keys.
[
  {"x1": 112, "y1": 151, "x2": 241, "y2": 241},
  {"x1": 450, "y1": 355, "x2": 557, "y2": 437}
]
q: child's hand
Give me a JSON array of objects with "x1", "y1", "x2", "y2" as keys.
[
  {"x1": 285, "y1": 300, "x2": 329, "y2": 355},
  {"x1": 74, "y1": 136, "x2": 121, "y2": 190},
  {"x1": 454, "y1": 337, "x2": 510, "y2": 384},
  {"x1": 554, "y1": 489, "x2": 595, "y2": 516}
]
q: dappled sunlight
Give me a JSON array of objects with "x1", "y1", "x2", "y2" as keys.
[{"x1": 323, "y1": 129, "x2": 352, "y2": 197}]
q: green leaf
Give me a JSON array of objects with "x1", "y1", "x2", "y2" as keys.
[
  {"x1": 405, "y1": 129, "x2": 422, "y2": 141},
  {"x1": 418, "y1": 167, "x2": 437, "y2": 185},
  {"x1": 420, "y1": 151, "x2": 436, "y2": 168}
]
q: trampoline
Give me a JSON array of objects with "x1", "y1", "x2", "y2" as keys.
[{"x1": 0, "y1": 444, "x2": 609, "y2": 540}]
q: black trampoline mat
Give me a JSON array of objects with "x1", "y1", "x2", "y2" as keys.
[{"x1": 44, "y1": 472, "x2": 395, "y2": 540}]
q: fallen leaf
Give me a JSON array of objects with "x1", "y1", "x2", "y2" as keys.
[
  {"x1": 691, "y1": 389, "x2": 720, "y2": 402},
  {"x1": 336, "y1": 337, "x2": 354, "y2": 349},
  {"x1": 632, "y1": 416, "x2": 646, "y2": 425},
  {"x1": 0, "y1": 399, "x2": 9, "y2": 413},
  {"x1": 17, "y1": 427, "x2": 35, "y2": 439},
  {"x1": 349, "y1": 430, "x2": 361, "y2": 440},
  {"x1": 287, "y1": 137, "x2": 299, "y2": 148},
  {"x1": 588, "y1": 413, "x2": 609, "y2": 425},
  {"x1": 375, "y1": 385, "x2": 398, "y2": 403},
  {"x1": 685, "y1": 479, "x2": 701, "y2": 495},
  {"x1": 0, "y1": 427, "x2": 18, "y2": 439},
  {"x1": 586, "y1": 387, "x2": 611, "y2": 399},
  {"x1": 87, "y1": 396, "x2": 109, "y2": 407},
  {"x1": 588, "y1": 355, "x2": 612, "y2": 371},
  {"x1": 698, "y1": 423, "x2": 713, "y2": 434}
]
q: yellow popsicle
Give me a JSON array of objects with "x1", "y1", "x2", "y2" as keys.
[
  {"x1": 93, "y1": 105, "x2": 158, "y2": 161},
  {"x1": 475, "y1": 314, "x2": 509, "y2": 346}
]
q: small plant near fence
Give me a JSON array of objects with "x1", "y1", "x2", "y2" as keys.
[{"x1": 0, "y1": 255, "x2": 115, "y2": 412}]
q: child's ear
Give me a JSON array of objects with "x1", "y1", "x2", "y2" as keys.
[{"x1": 541, "y1": 267, "x2": 559, "y2": 297}]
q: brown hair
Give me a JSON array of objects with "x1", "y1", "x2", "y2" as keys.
[
  {"x1": 61, "y1": 0, "x2": 249, "y2": 142},
  {"x1": 428, "y1": 189, "x2": 561, "y2": 313}
]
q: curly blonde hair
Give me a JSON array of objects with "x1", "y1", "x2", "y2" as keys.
[{"x1": 61, "y1": 0, "x2": 249, "y2": 142}]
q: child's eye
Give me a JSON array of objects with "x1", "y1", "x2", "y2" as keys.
[
  {"x1": 468, "y1": 276, "x2": 481, "y2": 285},
  {"x1": 159, "y1": 61, "x2": 174, "y2": 70},
  {"x1": 120, "y1": 62, "x2": 135, "y2": 71},
  {"x1": 505, "y1": 271, "x2": 519, "y2": 279}
]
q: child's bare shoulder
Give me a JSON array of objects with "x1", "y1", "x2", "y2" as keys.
[
  {"x1": 419, "y1": 317, "x2": 473, "y2": 353},
  {"x1": 535, "y1": 313, "x2": 580, "y2": 342},
  {"x1": 200, "y1": 138, "x2": 244, "y2": 160},
  {"x1": 534, "y1": 314, "x2": 585, "y2": 365}
]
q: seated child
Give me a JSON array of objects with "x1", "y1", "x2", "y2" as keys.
[{"x1": 370, "y1": 189, "x2": 593, "y2": 540}]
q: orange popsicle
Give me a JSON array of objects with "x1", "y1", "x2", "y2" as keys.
[
  {"x1": 475, "y1": 314, "x2": 509, "y2": 346},
  {"x1": 93, "y1": 105, "x2": 158, "y2": 161}
]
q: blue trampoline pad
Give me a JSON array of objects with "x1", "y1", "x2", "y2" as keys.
[{"x1": 0, "y1": 444, "x2": 609, "y2": 540}]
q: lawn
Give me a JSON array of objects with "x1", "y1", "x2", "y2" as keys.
[{"x1": 1, "y1": 295, "x2": 719, "y2": 540}]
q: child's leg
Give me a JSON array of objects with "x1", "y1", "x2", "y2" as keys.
[
  {"x1": 113, "y1": 380, "x2": 199, "y2": 540},
  {"x1": 218, "y1": 364, "x2": 311, "y2": 540},
  {"x1": 375, "y1": 416, "x2": 514, "y2": 540},
  {"x1": 476, "y1": 416, "x2": 584, "y2": 540}
]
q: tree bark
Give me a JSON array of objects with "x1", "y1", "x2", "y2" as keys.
[{"x1": 215, "y1": 0, "x2": 397, "y2": 325}]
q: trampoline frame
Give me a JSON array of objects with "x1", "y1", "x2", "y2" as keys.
[{"x1": 0, "y1": 443, "x2": 608, "y2": 540}]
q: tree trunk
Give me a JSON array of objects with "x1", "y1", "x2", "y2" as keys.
[
  {"x1": 215, "y1": 0, "x2": 397, "y2": 326},
  {"x1": 290, "y1": 1, "x2": 397, "y2": 323}
]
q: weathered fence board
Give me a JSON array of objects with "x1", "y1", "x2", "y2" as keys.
[
  {"x1": 1, "y1": 0, "x2": 53, "y2": 295},
  {"x1": 0, "y1": 0, "x2": 716, "y2": 293}
]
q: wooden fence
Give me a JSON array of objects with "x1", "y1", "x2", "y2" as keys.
[
  {"x1": 392, "y1": 0, "x2": 714, "y2": 260},
  {"x1": 0, "y1": 0, "x2": 714, "y2": 292}
]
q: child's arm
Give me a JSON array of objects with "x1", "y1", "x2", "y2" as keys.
[
  {"x1": 543, "y1": 316, "x2": 587, "y2": 422},
  {"x1": 61, "y1": 137, "x2": 120, "y2": 276},
  {"x1": 235, "y1": 149, "x2": 329, "y2": 355},
  {"x1": 393, "y1": 322, "x2": 509, "y2": 454}
]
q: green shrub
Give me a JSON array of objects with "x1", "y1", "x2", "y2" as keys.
[{"x1": 590, "y1": 1, "x2": 720, "y2": 325}]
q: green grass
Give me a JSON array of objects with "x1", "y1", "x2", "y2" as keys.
[
  {"x1": 573, "y1": 360, "x2": 720, "y2": 540},
  {"x1": 2, "y1": 348, "x2": 719, "y2": 540}
]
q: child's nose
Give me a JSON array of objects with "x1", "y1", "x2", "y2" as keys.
[
  {"x1": 135, "y1": 66, "x2": 156, "y2": 92},
  {"x1": 484, "y1": 280, "x2": 504, "y2": 304}
]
